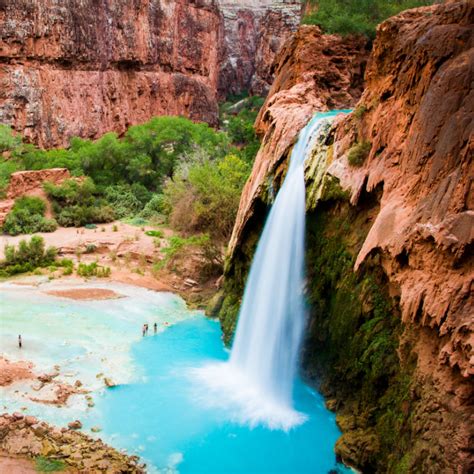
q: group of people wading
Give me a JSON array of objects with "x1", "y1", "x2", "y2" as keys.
[
  {"x1": 17, "y1": 324, "x2": 169, "y2": 349},
  {"x1": 142, "y1": 321, "x2": 169, "y2": 336}
]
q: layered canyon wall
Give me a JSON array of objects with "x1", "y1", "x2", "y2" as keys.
[
  {"x1": 217, "y1": 1, "x2": 473, "y2": 472},
  {"x1": 217, "y1": 0, "x2": 301, "y2": 97},
  {"x1": 0, "y1": 0, "x2": 301, "y2": 148}
]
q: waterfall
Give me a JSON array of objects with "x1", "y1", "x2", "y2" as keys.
[{"x1": 191, "y1": 111, "x2": 349, "y2": 430}]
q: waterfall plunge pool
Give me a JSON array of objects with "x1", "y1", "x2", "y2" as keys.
[{"x1": 0, "y1": 280, "x2": 351, "y2": 473}]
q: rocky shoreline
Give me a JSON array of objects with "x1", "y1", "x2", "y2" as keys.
[{"x1": 0, "y1": 413, "x2": 145, "y2": 473}]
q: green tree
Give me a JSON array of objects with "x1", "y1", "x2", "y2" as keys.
[{"x1": 163, "y1": 153, "x2": 250, "y2": 241}]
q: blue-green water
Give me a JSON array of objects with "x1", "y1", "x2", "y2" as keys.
[
  {"x1": 1, "y1": 281, "x2": 350, "y2": 474},
  {"x1": 99, "y1": 318, "x2": 349, "y2": 473}
]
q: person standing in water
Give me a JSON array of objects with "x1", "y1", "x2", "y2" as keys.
[
  {"x1": 145, "y1": 324, "x2": 149, "y2": 335},
  {"x1": 142, "y1": 324, "x2": 146, "y2": 337},
  {"x1": 153, "y1": 323, "x2": 157, "y2": 334},
  {"x1": 18, "y1": 335, "x2": 22, "y2": 349}
]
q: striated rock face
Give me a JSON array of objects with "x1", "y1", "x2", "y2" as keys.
[
  {"x1": 228, "y1": 25, "x2": 369, "y2": 256},
  {"x1": 220, "y1": 1, "x2": 473, "y2": 472},
  {"x1": 323, "y1": 4, "x2": 474, "y2": 468},
  {"x1": 0, "y1": 0, "x2": 301, "y2": 148},
  {"x1": 217, "y1": 0, "x2": 301, "y2": 97},
  {"x1": 0, "y1": 0, "x2": 223, "y2": 147}
]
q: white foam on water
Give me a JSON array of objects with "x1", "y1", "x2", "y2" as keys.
[{"x1": 189, "y1": 362, "x2": 306, "y2": 431}]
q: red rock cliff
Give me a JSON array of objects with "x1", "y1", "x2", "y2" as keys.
[
  {"x1": 0, "y1": 0, "x2": 223, "y2": 147},
  {"x1": 325, "y1": 2, "x2": 473, "y2": 469},
  {"x1": 228, "y1": 25, "x2": 369, "y2": 254},
  {"x1": 0, "y1": 0, "x2": 301, "y2": 148},
  {"x1": 217, "y1": 0, "x2": 301, "y2": 97},
  {"x1": 224, "y1": 1, "x2": 473, "y2": 471}
]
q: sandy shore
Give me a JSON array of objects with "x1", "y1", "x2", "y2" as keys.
[
  {"x1": 0, "y1": 223, "x2": 221, "y2": 471},
  {"x1": 45, "y1": 288, "x2": 123, "y2": 300},
  {"x1": 0, "y1": 220, "x2": 220, "y2": 307}
]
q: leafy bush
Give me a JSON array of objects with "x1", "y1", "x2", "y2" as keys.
[
  {"x1": 70, "y1": 116, "x2": 230, "y2": 190},
  {"x1": 302, "y1": 0, "x2": 435, "y2": 38},
  {"x1": 13, "y1": 195, "x2": 46, "y2": 215},
  {"x1": 44, "y1": 178, "x2": 115, "y2": 226},
  {"x1": 2, "y1": 196, "x2": 58, "y2": 236},
  {"x1": 77, "y1": 262, "x2": 111, "y2": 278},
  {"x1": 104, "y1": 184, "x2": 143, "y2": 219},
  {"x1": 158, "y1": 234, "x2": 222, "y2": 276},
  {"x1": 0, "y1": 157, "x2": 23, "y2": 198},
  {"x1": 163, "y1": 153, "x2": 250, "y2": 242},
  {"x1": 348, "y1": 141, "x2": 372, "y2": 166},
  {"x1": 0, "y1": 124, "x2": 22, "y2": 152},
  {"x1": 139, "y1": 194, "x2": 169, "y2": 219},
  {"x1": 145, "y1": 230, "x2": 164, "y2": 238},
  {"x1": 84, "y1": 244, "x2": 97, "y2": 254},
  {"x1": 0, "y1": 236, "x2": 57, "y2": 276},
  {"x1": 57, "y1": 258, "x2": 74, "y2": 275},
  {"x1": 21, "y1": 147, "x2": 83, "y2": 175}
]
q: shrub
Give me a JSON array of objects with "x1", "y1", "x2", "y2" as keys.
[
  {"x1": 84, "y1": 244, "x2": 97, "y2": 254},
  {"x1": 77, "y1": 261, "x2": 111, "y2": 278},
  {"x1": 2, "y1": 196, "x2": 58, "y2": 236},
  {"x1": 220, "y1": 95, "x2": 264, "y2": 162},
  {"x1": 145, "y1": 230, "x2": 164, "y2": 238},
  {"x1": 0, "y1": 236, "x2": 57, "y2": 276},
  {"x1": 348, "y1": 141, "x2": 372, "y2": 167},
  {"x1": 35, "y1": 456, "x2": 66, "y2": 472},
  {"x1": 0, "y1": 158, "x2": 23, "y2": 198},
  {"x1": 44, "y1": 178, "x2": 115, "y2": 227},
  {"x1": 0, "y1": 124, "x2": 22, "y2": 153},
  {"x1": 302, "y1": 0, "x2": 435, "y2": 38},
  {"x1": 139, "y1": 194, "x2": 169, "y2": 219},
  {"x1": 104, "y1": 184, "x2": 143, "y2": 218},
  {"x1": 58, "y1": 258, "x2": 74, "y2": 275},
  {"x1": 158, "y1": 234, "x2": 222, "y2": 277}
]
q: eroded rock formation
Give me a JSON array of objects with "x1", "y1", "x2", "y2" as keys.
[
  {"x1": 218, "y1": 1, "x2": 473, "y2": 472},
  {"x1": 227, "y1": 25, "x2": 369, "y2": 256},
  {"x1": 0, "y1": 0, "x2": 301, "y2": 147},
  {"x1": 6, "y1": 169, "x2": 70, "y2": 200}
]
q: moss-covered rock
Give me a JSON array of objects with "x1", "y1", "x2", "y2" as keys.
[{"x1": 303, "y1": 190, "x2": 417, "y2": 472}]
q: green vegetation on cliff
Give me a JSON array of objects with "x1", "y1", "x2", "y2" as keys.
[
  {"x1": 304, "y1": 191, "x2": 415, "y2": 472},
  {"x1": 302, "y1": 0, "x2": 435, "y2": 37}
]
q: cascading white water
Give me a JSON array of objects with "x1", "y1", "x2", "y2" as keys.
[{"x1": 191, "y1": 111, "x2": 349, "y2": 430}]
